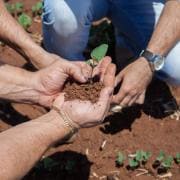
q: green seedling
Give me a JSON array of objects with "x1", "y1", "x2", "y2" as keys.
[
  {"x1": 161, "y1": 156, "x2": 173, "y2": 169},
  {"x1": 18, "y1": 13, "x2": 32, "y2": 30},
  {"x1": 32, "y1": 1, "x2": 43, "y2": 16},
  {"x1": 6, "y1": 3, "x2": 15, "y2": 15},
  {"x1": 135, "y1": 150, "x2": 151, "y2": 163},
  {"x1": 15, "y1": 2, "x2": 24, "y2": 13},
  {"x1": 129, "y1": 159, "x2": 139, "y2": 169},
  {"x1": 116, "y1": 152, "x2": 126, "y2": 166},
  {"x1": 156, "y1": 150, "x2": 165, "y2": 162},
  {"x1": 128, "y1": 150, "x2": 151, "y2": 169},
  {"x1": 6, "y1": 2, "x2": 24, "y2": 16},
  {"x1": 87, "y1": 44, "x2": 108, "y2": 68},
  {"x1": 175, "y1": 153, "x2": 180, "y2": 164}
]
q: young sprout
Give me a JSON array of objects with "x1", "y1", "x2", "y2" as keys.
[
  {"x1": 156, "y1": 150, "x2": 165, "y2": 162},
  {"x1": 18, "y1": 13, "x2": 32, "y2": 30},
  {"x1": 15, "y1": 2, "x2": 24, "y2": 13},
  {"x1": 5, "y1": 3, "x2": 15, "y2": 15},
  {"x1": 32, "y1": 1, "x2": 43, "y2": 16},
  {"x1": 129, "y1": 159, "x2": 139, "y2": 169},
  {"x1": 135, "y1": 150, "x2": 151, "y2": 164},
  {"x1": 87, "y1": 44, "x2": 108, "y2": 68},
  {"x1": 128, "y1": 150, "x2": 151, "y2": 169},
  {"x1": 116, "y1": 152, "x2": 126, "y2": 166},
  {"x1": 175, "y1": 153, "x2": 180, "y2": 164},
  {"x1": 161, "y1": 156, "x2": 173, "y2": 170}
]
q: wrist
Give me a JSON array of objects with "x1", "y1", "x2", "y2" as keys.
[
  {"x1": 0, "y1": 65, "x2": 41, "y2": 104},
  {"x1": 138, "y1": 57, "x2": 154, "y2": 75},
  {"x1": 40, "y1": 110, "x2": 76, "y2": 143},
  {"x1": 24, "y1": 44, "x2": 54, "y2": 69}
]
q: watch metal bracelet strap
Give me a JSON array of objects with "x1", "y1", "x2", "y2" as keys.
[
  {"x1": 52, "y1": 106, "x2": 79, "y2": 136},
  {"x1": 140, "y1": 50, "x2": 155, "y2": 72}
]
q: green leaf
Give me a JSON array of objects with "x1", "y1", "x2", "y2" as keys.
[
  {"x1": 32, "y1": 1, "x2": 43, "y2": 14},
  {"x1": 176, "y1": 153, "x2": 180, "y2": 164},
  {"x1": 129, "y1": 159, "x2": 139, "y2": 168},
  {"x1": 162, "y1": 156, "x2": 173, "y2": 169},
  {"x1": 36, "y1": 2, "x2": 43, "y2": 11},
  {"x1": 135, "y1": 150, "x2": 143, "y2": 162},
  {"x1": 116, "y1": 152, "x2": 126, "y2": 166},
  {"x1": 90, "y1": 44, "x2": 108, "y2": 62},
  {"x1": 6, "y1": 3, "x2": 15, "y2": 14},
  {"x1": 142, "y1": 151, "x2": 151, "y2": 162},
  {"x1": 15, "y1": 2, "x2": 24, "y2": 12},
  {"x1": 156, "y1": 150, "x2": 165, "y2": 162},
  {"x1": 18, "y1": 13, "x2": 32, "y2": 30}
]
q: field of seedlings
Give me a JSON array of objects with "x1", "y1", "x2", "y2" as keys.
[{"x1": 0, "y1": 0, "x2": 179, "y2": 179}]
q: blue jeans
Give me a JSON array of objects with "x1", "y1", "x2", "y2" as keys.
[{"x1": 42, "y1": 0, "x2": 180, "y2": 85}]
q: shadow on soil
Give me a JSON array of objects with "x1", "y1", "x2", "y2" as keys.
[
  {"x1": 101, "y1": 79, "x2": 178, "y2": 135},
  {"x1": 24, "y1": 151, "x2": 92, "y2": 180},
  {"x1": 0, "y1": 101, "x2": 28, "y2": 126}
]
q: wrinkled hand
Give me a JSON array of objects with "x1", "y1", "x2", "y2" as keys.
[
  {"x1": 34, "y1": 56, "x2": 92, "y2": 107},
  {"x1": 53, "y1": 63, "x2": 116, "y2": 128},
  {"x1": 112, "y1": 57, "x2": 153, "y2": 107}
]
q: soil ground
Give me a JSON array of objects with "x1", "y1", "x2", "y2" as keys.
[{"x1": 0, "y1": 0, "x2": 179, "y2": 180}]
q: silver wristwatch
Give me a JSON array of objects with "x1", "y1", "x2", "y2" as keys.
[{"x1": 140, "y1": 50, "x2": 165, "y2": 72}]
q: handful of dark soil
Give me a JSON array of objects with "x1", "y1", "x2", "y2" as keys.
[{"x1": 63, "y1": 81, "x2": 104, "y2": 103}]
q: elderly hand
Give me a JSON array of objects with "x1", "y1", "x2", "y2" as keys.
[
  {"x1": 53, "y1": 63, "x2": 116, "y2": 128},
  {"x1": 33, "y1": 56, "x2": 113, "y2": 107},
  {"x1": 33, "y1": 56, "x2": 92, "y2": 107},
  {"x1": 112, "y1": 57, "x2": 153, "y2": 107}
]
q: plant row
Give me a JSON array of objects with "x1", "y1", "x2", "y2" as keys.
[
  {"x1": 116, "y1": 150, "x2": 180, "y2": 174},
  {"x1": 5, "y1": 1, "x2": 43, "y2": 30}
]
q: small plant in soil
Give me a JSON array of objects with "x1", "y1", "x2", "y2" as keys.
[
  {"x1": 18, "y1": 13, "x2": 32, "y2": 30},
  {"x1": 87, "y1": 44, "x2": 108, "y2": 68},
  {"x1": 128, "y1": 150, "x2": 151, "y2": 170},
  {"x1": 63, "y1": 44, "x2": 108, "y2": 103},
  {"x1": 153, "y1": 151, "x2": 174, "y2": 174},
  {"x1": 32, "y1": 1, "x2": 43, "y2": 17},
  {"x1": 5, "y1": 2, "x2": 24, "y2": 16},
  {"x1": 175, "y1": 153, "x2": 180, "y2": 164},
  {"x1": 116, "y1": 152, "x2": 126, "y2": 167}
]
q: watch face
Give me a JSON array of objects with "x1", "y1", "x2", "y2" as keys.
[{"x1": 154, "y1": 55, "x2": 165, "y2": 71}]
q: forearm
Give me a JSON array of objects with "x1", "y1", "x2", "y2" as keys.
[
  {"x1": 0, "y1": 0, "x2": 52, "y2": 68},
  {"x1": 147, "y1": 0, "x2": 180, "y2": 55},
  {"x1": 0, "y1": 64, "x2": 40, "y2": 103},
  {"x1": 0, "y1": 110, "x2": 69, "y2": 179}
]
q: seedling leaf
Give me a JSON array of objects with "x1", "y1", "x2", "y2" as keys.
[
  {"x1": 15, "y1": 2, "x2": 24, "y2": 12},
  {"x1": 91, "y1": 44, "x2": 108, "y2": 62},
  {"x1": 18, "y1": 13, "x2": 32, "y2": 30},
  {"x1": 162, "y1": 156, "x2": 173, "y2": 169},
  {"x1": 176, "y1": 153, "x2": 180, "y2": 164},
  {"x1": 6, "y1": 3, "x2": 15, "y2": 14},
  {"x1": 32, "y1": 1, "x2": 43, "y2": 15},
  {"x1": 116, "y1": 152, "x2": 126, "y2": 166},
  {"x1": 157, "y1": 150, "x2": 165, "y2": 162},
  {"x1": 129, "y1": 159, "x2": 139, "y2": 168}
]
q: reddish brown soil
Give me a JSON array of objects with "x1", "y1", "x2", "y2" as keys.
[
  {"x1": 63, "y1": 81, "x2": 104, "y2": 103},
  {"x1": 0, "y1": 1, "x2": 179, "y2": 180}
]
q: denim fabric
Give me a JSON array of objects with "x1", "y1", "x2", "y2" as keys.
[{"x1": 42, "y1": 0, "x2": 180, "y2": 85}]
